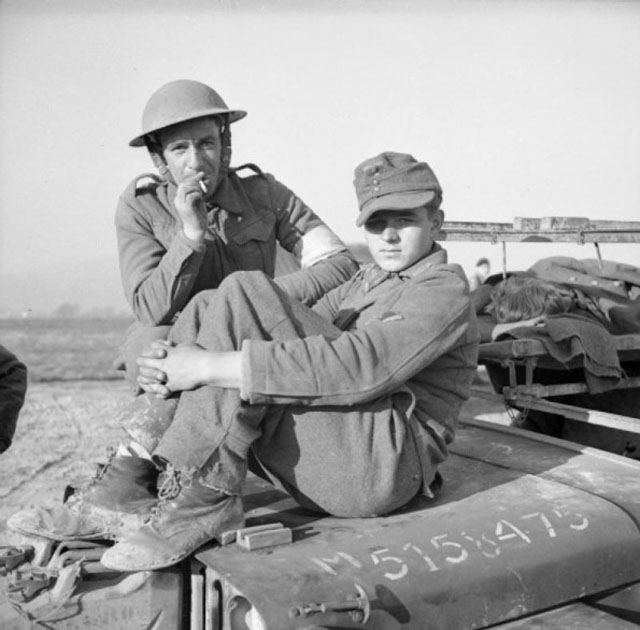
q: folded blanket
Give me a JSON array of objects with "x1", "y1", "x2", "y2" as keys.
[
  {"x1": 495, "y1": 313, "x2": 622, "y2": 394},
  {"x1": 609, "y1": 298, "x2": 640, "y2": 334}
]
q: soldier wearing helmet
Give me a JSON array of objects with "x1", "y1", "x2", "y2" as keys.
[
  {"x1": 10, "y1": 152, "x2": 478, "y2": 569},
  {"x1": 115, "y1": 80, "x2": 358, "y2": 387}
]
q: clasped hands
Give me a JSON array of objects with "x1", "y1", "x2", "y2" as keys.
[{"x1": 137, "y1": 340, "x2": 242, "y2": 398}]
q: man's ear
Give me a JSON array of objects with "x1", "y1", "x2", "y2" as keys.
[{"x1": 431, "y1": 208, "x2": 445, "y2": 231}]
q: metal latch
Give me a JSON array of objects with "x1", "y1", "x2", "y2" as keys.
[{"x1": 289, "y1": 583, "x2": 371, "y2": 625}]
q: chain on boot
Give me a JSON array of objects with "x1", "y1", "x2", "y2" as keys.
[
  {"x1": 101, "y1": 465, "x2": 245, "y2": 572},
  {"x1": 7, "y1": 449, "x2": 160, "y2": 541}
]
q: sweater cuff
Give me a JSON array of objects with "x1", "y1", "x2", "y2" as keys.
[
  {"x1": 175, "y1": 231, "x2": 207, "y2": 254},
  {"x1": 240, "y1": 339, "x2": 269, "y2": 403}
]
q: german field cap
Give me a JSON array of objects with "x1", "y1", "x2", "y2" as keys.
[
  {"x1": 129, "y1": 79, "x2": 247, "y2": 147},
  {"x1": 354, "y1": 152, "x2": 442, "y2": 227}
]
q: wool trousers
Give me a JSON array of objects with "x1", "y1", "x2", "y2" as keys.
[{"x1": 123, "y1": 271, "x2": 422, "y2": 517}]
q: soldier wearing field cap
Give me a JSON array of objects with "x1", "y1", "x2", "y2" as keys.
[
  {"x1": 10, "y1": 152, "x2": 479, "y2": 572},
  {"x1": 115, "y1": 79, "x2": 358, "y2": 388}
]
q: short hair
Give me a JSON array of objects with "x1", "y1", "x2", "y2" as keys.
[
  {"x1": 476, "y1": 257, "x2": 490, "y2": 267},
  {"x1": 487, "y1": 274, "x2": 575, "y2": 323}
]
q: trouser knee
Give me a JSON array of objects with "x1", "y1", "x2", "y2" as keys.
[
  {"x1": 117, "y1": 324, "x2": 171, "y2": 394},
  {"x1": 215, "y1": 271, "x2": 281, "y2": 309}
]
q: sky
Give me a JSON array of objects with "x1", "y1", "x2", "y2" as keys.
[{"x1": 1, "y1": 0, "x2": 640, "y2": 316}]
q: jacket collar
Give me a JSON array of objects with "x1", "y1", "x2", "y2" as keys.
[
  {"x1": 358, "y1": 243, "x2": 448, "y2": 293},
  {"x1": 207, "y1": 175, "x2": 244, "y2": 214},
  {"x1": 397, "y1": 242, "x2": 448, "y2": 278}
]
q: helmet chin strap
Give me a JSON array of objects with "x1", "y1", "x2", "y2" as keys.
[
  {"x1": 220, "y1": 114, "x2": 232, "y2": 175},
  {"x1": 144, "y1": 115, "x2": 232, "y2": 194},
  {"x1": 148, "y1": 149, "x2": 175, "y2": 184}
]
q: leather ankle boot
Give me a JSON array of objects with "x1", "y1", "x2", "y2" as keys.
[
  {"x1": 101, "y1": 465, "x2": 245, "y2": 572},
  {"x1": 7, "y1": 450, "x2": 159, "y2": 541}
]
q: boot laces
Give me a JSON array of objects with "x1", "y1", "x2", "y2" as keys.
[
  {"x1": 86, "y1": 446, "x2": 117, "y2": 489},
  {"x1": 157, "y1": 465, "x2": 182, "y2": 501},
  {"x1": 147, "y1": 465, "x2": 182, "y2": 522}
]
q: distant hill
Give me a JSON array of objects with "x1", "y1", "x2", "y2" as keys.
[{"x1": 0, "y1": 257, "x2": 129, "y2": 318}]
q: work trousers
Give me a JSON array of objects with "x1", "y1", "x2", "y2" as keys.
[{"x1": 124, "y1": 271, "x2": 423, "y2": 518}]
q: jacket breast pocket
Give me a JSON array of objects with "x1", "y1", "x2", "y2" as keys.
[{"x1": 229, "y1": 212, "x2": 277, "y2": 273}]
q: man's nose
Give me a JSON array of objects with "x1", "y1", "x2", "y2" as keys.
[
  {"x1": 381, "y1": 226, "x2": 399, "y2": 241},
  {"x1": 185, "y1": 145, "x2": 204, "y2": 168}
]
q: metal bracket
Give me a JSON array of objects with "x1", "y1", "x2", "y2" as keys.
[{"x1": 289, "y1": 583, "x2": 371, "y2": 625}]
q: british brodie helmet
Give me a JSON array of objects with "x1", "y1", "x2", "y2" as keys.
[
  {"x1": 129, "y1": 79, "x2": 246, "y2": 147},
  {"x1": 129, "y1": 80, "x2": 247, "y2": 181}
]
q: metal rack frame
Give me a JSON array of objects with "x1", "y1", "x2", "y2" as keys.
[{"x1": 460, "y1": 216, "x2": 640, "y2": 434}]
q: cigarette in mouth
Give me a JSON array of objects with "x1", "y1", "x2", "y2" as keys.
[{"x1": 198, "y1": 180, "x2": 208, "y2": 194}]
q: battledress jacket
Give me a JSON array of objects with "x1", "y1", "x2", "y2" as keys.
[
  {"x1": 240, "y1": 245, "x2": 480, "y2": 492},
  {"x1": 116, "y1": 165, "x2": 357, "y2": 326}
]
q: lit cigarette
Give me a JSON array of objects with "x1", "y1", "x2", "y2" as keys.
[{"x1": 199, "y1": 179, "x2": 208, "y2": 194}]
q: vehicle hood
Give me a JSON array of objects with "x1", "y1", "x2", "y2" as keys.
[{"x1": 196, "y1": 419, "x2": 640, "y2": 629}]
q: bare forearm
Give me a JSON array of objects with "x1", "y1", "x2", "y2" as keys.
[
  {"x1": 137, "y1": 342, "x2": 242, "y2": 396},
  {"x1": 197, "y1": 351, "x2": 242, "y2": 389}
]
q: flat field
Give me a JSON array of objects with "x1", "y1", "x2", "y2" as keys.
[
  {"x1": 0, "y1": 317, "x2": 134, "y2": 382},
  {"x1": 0, "y1": 318, "x2": 134, "y2": 529}
]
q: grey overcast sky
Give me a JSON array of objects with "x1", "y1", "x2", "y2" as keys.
[{"x1": 1, "y1": 0, "x2": 640, "y2": 314}]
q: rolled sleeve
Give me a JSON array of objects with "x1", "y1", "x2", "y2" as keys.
[{"x1": 242, "y1": 268, "x2": 473, "y2": 406}]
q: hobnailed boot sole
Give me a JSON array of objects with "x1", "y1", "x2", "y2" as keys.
[
  {"x1": 6, "y1": 502, "x2": 155, "y2": 541},
  {"x1": 101, "y1": 494, "x2": 244, "y2": 571}
]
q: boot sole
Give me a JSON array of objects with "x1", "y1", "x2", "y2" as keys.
[{"x1": 100, "y1": 539, "x2": 216, "y2": 571}]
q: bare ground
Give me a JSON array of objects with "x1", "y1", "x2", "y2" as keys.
[{"x1": 0, "y1": 380, "x2": 133, "y2": 533}]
